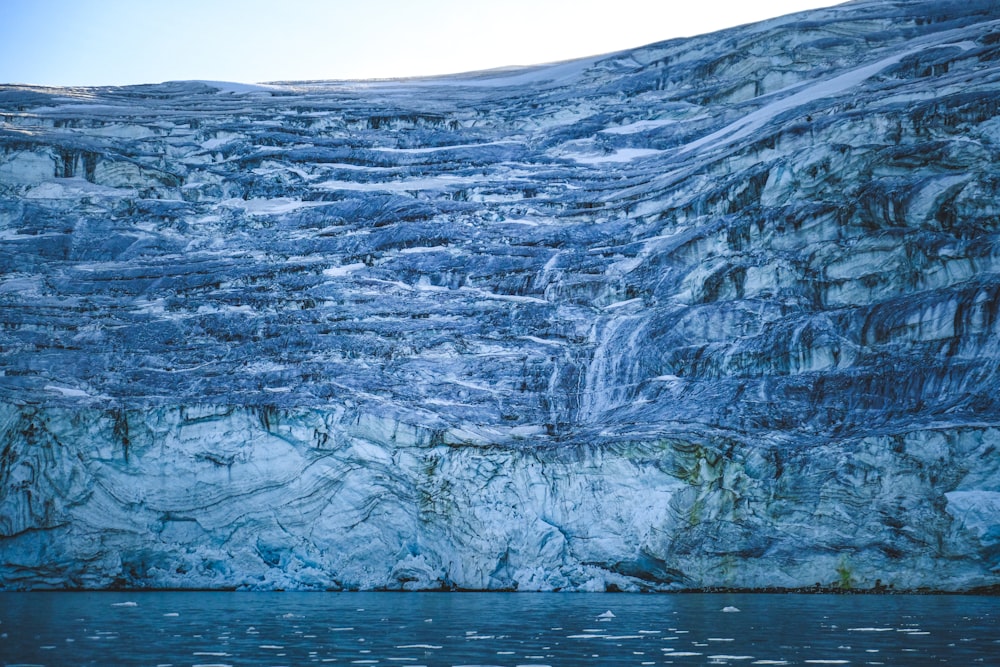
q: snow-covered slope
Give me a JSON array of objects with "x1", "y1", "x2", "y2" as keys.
[{"x1": 2, "y1": 0, "x2": 1000, "y2": 591}]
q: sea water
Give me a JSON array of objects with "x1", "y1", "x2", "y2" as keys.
[{"x1": 0, "y1": 592, "x2": 996, "y2": 666}]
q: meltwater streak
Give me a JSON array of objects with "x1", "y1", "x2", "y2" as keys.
[{"x1": 0, "y1": 592, "x2": 996, "y2": 666}]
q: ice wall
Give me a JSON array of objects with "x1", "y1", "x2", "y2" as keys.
[
  {"x1": 2, "y1": 404, "x2": 997, "y2": 591},
  {"x1": 1, "y1": 0, "x2": 999, "y2": 590}
]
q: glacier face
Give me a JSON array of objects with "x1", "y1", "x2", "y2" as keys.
[{"x1": 2, "y1": 0, "x2": 1000, "y2": 591}]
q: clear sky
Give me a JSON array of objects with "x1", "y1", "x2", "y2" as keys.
[{"x1": 0, "y1": 0, "x2": 841, "y2": 87}]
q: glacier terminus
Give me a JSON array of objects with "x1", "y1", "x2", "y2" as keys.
[{"x1": 1, "y1": 0, "x2": 1000, "y2": 591}]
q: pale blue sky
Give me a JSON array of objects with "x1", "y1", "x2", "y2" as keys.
[{"x1": 0, "y1": 0, "x2": 840, "y2": 86}]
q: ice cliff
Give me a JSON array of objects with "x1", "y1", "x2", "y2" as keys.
[{"x1": 2, "y1": 0, "x2": 1000, "y2": 591}]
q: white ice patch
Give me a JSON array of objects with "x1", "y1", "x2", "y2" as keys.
[
  {"x1": 220, "y1": 197, "x2": 325, "y2": 215},
  {"x1": 572, "y1": 148, "x2": 663, "y2": 164},
  {"x1": 600, "y1": 118, "x2": 679, "y2": 135},
  {"x1": 372, "y1": 140, "x2": 520, "y2": 154},
  {"x1": 323, "y1": 263, "x2": 366, "y2": 277},
  {"x1": 26, "y1": 178, "x2": 132, "y2": 199},
  {"x1": 318, "y1": 174, "x2": 478, "y2": 192},
  {"x1": 45, "y1": 385, "x2": 90, "y2": 398}
]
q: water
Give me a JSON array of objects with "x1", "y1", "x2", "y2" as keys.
[{"x1": 0, "y1": 592, "x2": 996, "y2": 666}]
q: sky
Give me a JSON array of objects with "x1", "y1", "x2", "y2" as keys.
[{"x1": 0, "y1": 0, "x2": 841, "y2": 87}]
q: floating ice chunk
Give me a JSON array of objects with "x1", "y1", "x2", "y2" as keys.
[
  {"x1": 396, "y1": 644, "x2": 442, "y2": 650},
  {"x1": 708, "y1": 656, "x2": 755, "y2": 661},
  {"x1": 163, "y1": 612, "x2": 180, "y2": 617},
  {"x1": 111, "y1": 601, "x2": 138, "y2": 607},
  {"x1": 722, "y1": 606, "x2": 741, "y2": 613},
  {"x1": 803, "y1": 661, "x2": 850, "y2": 664},
  {"x1": 597, "y1": 610, "x2": 616, "y2": 619},
  {"x1": 847, "y1": 627, "x2": 893, "y2": 632}
]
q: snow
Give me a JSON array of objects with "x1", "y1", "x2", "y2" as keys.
[
  {"x1": 192, "y1": 80, "x2": 284, "y2": 94},
  {"x1": 420, "y1": 55, "x2": 601, "y2": 88},
  {"x1": 679, "y1": 29, "x2": 986, "y2": 156}
]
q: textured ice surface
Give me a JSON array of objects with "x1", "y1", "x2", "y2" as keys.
[{"x1": 1, "y1": 0, "x2": 1000, "y2": 590}]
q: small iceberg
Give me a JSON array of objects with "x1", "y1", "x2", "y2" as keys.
[
  {"x1": 597, "y1": 610, "x2": 616, "y2": 619},
  {"x1": 722, "y1": 606, "x2": 741, "y2": 613}
]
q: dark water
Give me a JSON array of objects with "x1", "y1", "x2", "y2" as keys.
[{"x1": 0, "y1": 592, "x2": 996, "y2": 666}]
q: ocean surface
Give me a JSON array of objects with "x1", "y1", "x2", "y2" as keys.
[{"x1": 0, "y1": 592, "x2": 996, "y2": 666}]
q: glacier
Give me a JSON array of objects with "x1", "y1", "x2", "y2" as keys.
[{"x1": 1, "y1": 0, "x2": 1000, "y2": 591}]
